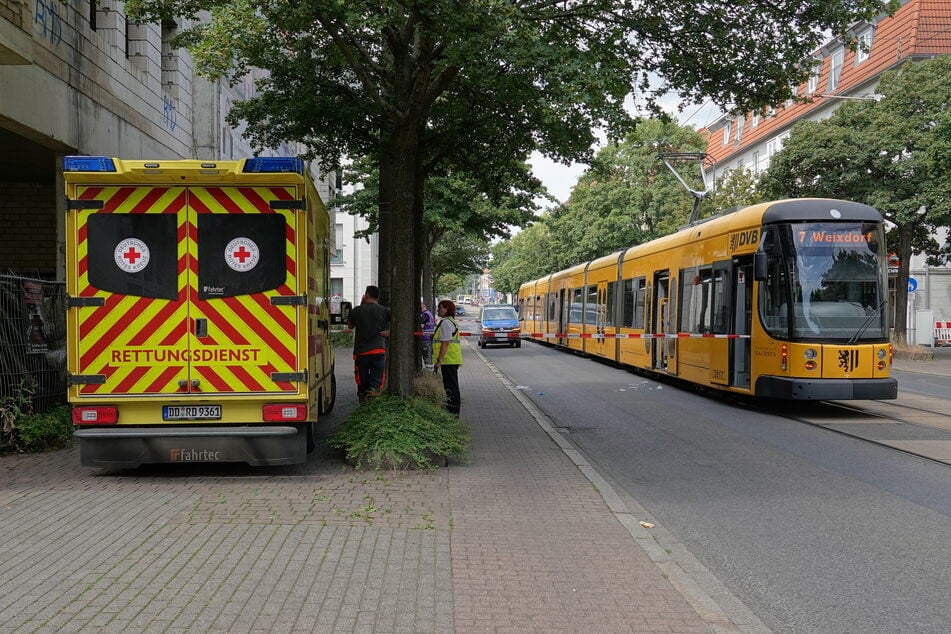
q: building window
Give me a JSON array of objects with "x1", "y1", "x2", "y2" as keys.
[
  {"x1": 766, "y1": 132, "x2": 791, "y2": 163},
  {"x1": 734, "y1": 116, "x2": 744, "y2": 144},
  {"x1": 331, "y1": 277, "x2": 344, "y2": 298},
  {"x1": 722, "y1": 120, "x2": 732, "y2": 145},
  {"x1": 855, "y1": 28, "x2": 874, "y2": 65},
  {"x1": 331, "y1": 223, "x2": 344, "y2": 264},
  {"x1": 828, "y1": 48, "x2": 844, "y2": 92},
  {"x1": 752, "y1": 151, "x2": 761, "y2": 174},
  {"x1": 807, "y1": 58, "x2": 821, "y2": 94},
  {"x1": 751, "y1": 112, "x2": 760, "y2": 128}
]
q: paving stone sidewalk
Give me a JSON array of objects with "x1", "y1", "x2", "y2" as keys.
[{"x1": 0, "y1": 342, "x2": 766, "y2": 632}]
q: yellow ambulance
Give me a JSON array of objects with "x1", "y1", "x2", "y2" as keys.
[{"x1": 63, "y1": 156, "x2": 336, "y2": 467}]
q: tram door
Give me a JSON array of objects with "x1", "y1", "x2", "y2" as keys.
[
  {"x1": 732, "y1": 259, "x2": 753, "y2": 389},
  {"x1": 593, "y1": 283, "x2": 608, "y2": 357},
  {"x1": 652, "y1": 270, "x2": 671, "y2": 372}
]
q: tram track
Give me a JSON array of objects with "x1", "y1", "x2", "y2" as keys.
[{"x1": 755, "y1": 392, "x2": 951, "y2": 466}]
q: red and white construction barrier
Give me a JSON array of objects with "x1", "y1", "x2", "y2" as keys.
[{"x1": 935, "y1": 321, "x2": 951, "y2": 346}]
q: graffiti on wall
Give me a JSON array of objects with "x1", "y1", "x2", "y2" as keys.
[
  {"x1": 34, "y1": 0, "x2": 64, "y2": 46},
  {"x1": 162, "y1": 94, "x2": 177, "y2": 131}
]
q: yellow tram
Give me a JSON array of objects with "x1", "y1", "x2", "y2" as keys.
[{"x1": 517, "y1": 199, "x2": 896, "y2": 400}]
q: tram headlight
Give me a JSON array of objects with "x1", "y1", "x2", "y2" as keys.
[
  {"x1": 803, "y1": 348, "x2": 817, "y2": 360},
  {"x1": 877, "y1": 348, "x2": 887, "y2": 360},
  {"x1": 804, "y1": 360, "x2": 817, "y2": 370}
]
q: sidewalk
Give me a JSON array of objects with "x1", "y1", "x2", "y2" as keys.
[
  {"x1": 451, "y1": 340, "x2": 764, "y2": 632},
  {"x1": 2, "y1": 342, "x2": 944, "y2": 632}
]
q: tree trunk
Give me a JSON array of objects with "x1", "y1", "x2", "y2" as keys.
[
  {"x1": 377, "y1": 157, "x2": 394, "y2": 307},
  {"x1": 893, "y1": 222, "x2": 913, "y2": 346},
  {"x1": 380, "y1": 121, "x2": 421, "y2": 398}
]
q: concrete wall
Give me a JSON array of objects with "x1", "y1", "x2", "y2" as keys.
[{"x1": 0, "y1": 1, "x2": 339, "y2": 281}]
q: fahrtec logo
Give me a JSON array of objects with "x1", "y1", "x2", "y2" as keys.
[{"x1": 170, "y1": 448, "x2": 222, "y2": 462}]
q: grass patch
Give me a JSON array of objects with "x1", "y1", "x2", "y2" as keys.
[
  {"x1": 891, "y1": 341, "x2": 936, "y2": 360},
  {"x1": 329, "y1": 391, "x2": 469, "y2": 471}
]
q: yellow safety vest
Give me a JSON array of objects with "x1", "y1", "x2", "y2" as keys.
[{"x1": 433, "y1": 317, "x2": 462, "y2": 365}]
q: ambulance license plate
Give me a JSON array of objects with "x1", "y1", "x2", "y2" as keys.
[{"x1": 162, "y1": 405, "x2": 222, "y2": 421}]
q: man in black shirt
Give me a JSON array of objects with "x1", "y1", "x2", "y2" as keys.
[{"x1": 348, "y1": 285, "x2": 390, "y2": 402}]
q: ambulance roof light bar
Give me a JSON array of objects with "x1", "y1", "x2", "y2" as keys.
[
  {"x1": 63, "y1": 156, "x2": 117, "y2": 172},
  {"x1": 243, "y1": 157, "x2": 304, "y2": 174}
]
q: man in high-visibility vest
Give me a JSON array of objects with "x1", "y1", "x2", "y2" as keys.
[{"x1": 433, "y1": 299, "x2": 462, "y2": 416}]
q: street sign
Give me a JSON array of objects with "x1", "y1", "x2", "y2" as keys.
[{"x1": 908, "y1": 277, "x2": 918, "y2": 292}]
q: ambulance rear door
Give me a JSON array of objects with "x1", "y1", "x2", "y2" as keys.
[{"x1": 67, "y1": 183, "x2": 304, "y2": 398}]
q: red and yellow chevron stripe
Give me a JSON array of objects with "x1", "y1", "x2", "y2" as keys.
[{"x1": 73, "y1": 185, "x2": 302, "y2": 397}]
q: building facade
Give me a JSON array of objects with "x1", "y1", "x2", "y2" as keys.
[
  {"x1": 703, "y1": 0, "x2": 951, "y2": 342},
  {"x1": 0, "y1": 0, "x2": 338, "y2": 281},
  {"x1": 330, "y1": 209, "x2": 379, "y2": 311}
]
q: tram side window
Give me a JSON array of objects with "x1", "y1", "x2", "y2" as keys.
[
  {"x1": 623, "y1": 279, "x2": 635, "y2": 326},
  {"x1": 622, "y1": 277, "x2": 647, "y2": 328},
  {"x1": 586, "y1": 285, "x2": 598, "y2": 325},
  {"x1": 569, "y1": 288, "x2": 584, "y2": 324},
  {"x1": 606, "y1": 282, "x2": 617, "y2": 327},
  {"x1": 548, "y1": 293, "x2": 557, "y2": 321},
  {"x1": 761, "y1": 258, "x2": 790, "y2": 332},
  {"x1": 712, "y1": 269, "x2": 729, "y2": 334},
  {"x1": 633, "y1": 278, "x2": 646, "y2": 328},
  {"x1": 681, "y1": 267, "x2": 713, "y2": 333}
]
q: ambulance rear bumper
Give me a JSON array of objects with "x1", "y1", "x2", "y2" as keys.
[{"x1": 74, "y1": 425, "x2": 306, "y2": 468}]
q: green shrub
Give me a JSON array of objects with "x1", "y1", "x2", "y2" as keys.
[
  {"x1": 330, "y1": 328, "x2": 354, "y2": 349},
  {"x1": 329, "y1": 394, "x2": 469, "y2": 470},
  {"x1": 13, "y1": 404, "x2": 74, "y2": 452}
]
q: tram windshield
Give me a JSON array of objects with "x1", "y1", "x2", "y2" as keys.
[{"x1": 759, "y1": 222, "x2": 887, "y2": 342}]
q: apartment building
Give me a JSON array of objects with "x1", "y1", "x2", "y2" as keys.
[
  {"x1": 0, "y1": 0, "x2": 337, "y2": 280},
  {"x1": 703, "y1": 0, "x2": 951, "y2": 341}
]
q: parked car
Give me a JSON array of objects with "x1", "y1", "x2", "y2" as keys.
[
  {"x1": 456, "y1": 305, "x2": 467, "y2": 317},
  {"x1": 478, "y1": 305, "x2": 521, "y2": 348}
]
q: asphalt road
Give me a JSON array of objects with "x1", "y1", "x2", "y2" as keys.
[{"x1": 482, "y1": 338, "x2": 951, "y2": 633}]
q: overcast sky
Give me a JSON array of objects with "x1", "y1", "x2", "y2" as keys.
[{"x1": 529, "y1": 99, "x2": 723, "y2": 205}]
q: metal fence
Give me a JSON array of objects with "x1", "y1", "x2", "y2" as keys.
[{"x1": 0, "y1": 275, "x2": 67, "y2": 448}]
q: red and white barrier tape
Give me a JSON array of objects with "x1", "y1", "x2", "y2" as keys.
[{"x1": 333, "y1": 330, "x2": 749, "y2": 339}]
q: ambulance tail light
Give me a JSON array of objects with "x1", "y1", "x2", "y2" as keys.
[
  {"x1": 63, "y1": 156, "x2": 116, "y2": 172},
  {"x1": 73, "y1": 406, "x2": 119, "y2": 425},
  {"x1": 243, "y1": 157, "x2": 304, "y2": 174},
  {"x1": 262, "y1": 404, "x2": 307, "y2": 422}
]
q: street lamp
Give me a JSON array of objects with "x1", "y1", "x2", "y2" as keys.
[{"x1": 818, "y1": 93, "x2": 882, "y2": 101}]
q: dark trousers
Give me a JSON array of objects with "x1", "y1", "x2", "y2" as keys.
[
  {"x1": 354, "y1": 352, "x2": 386, "y2": 401},
  {"x1": 440, "y1": 364, "x2": 461, "y2": 415}
]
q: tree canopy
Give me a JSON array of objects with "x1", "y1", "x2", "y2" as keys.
[
  {"x1": 759, "y1": 56, "x2": 951, "y2": 342},
  {"x1": 491, "y1": 118, "x2": 705, "y2": 287},
  {"x1": 128, "y1": 0, "x2": 897, "y2": 395}
]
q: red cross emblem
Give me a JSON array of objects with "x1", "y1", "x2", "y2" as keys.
[
  {"x1": 114, "y1": 238, "x2": 149, "y2": 272},
  {"x1": 232, "y1": 246, "x2": 252, "y2": 263},
  {"x1": 123, "y1": 246, "x2": 142, "y2": 264}
]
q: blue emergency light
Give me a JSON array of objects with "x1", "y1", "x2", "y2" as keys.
[
  {"x1": 242, "y1": 157, "x2": 304, "y2": 174},
  {"x1": 63, "y1": 156, "x2": 117, "y2": 172}
]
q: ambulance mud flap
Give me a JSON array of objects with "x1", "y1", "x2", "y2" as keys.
[{"x1": 74, "y1": 426, "x2": 307, "y2": 468}]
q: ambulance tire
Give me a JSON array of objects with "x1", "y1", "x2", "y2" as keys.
[
  {"x1": 305, "y1": 422, "x2": 318, "y2": 454},
  {"x1": 319, "y1": 372, "x2": 337, "y2": 416}
]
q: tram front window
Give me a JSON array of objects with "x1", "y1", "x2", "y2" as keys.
[{"x1": 760, "y1": 223, "x2": 887, "y2": 341}]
